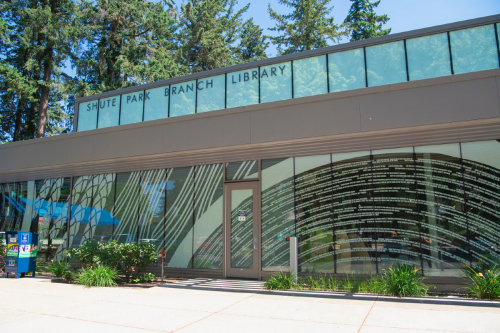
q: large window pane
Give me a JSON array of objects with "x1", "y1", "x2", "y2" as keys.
[
  {"x1": 371, "y1": 148, "x2": 421, "y2": 271},
  {"x1": 120, "y1": 92, "x2": 144, "y2": 125},
  {"x1": 332, "y1": 151, "x2": 376, "y2": 274},
  {"x1": 197, "y1": 75, "x2": 225, "y2": 113},
  {"x1": 366, "y1": 41, "x2": 407, "y2": 87},
  {"x1": 90, "y1": 174, "x2": 116, "y2": 243},
  {"x1": 113, "y1": 172, "x2": 141, "y2": 243},
  {"x1": 261, "y1": 158, "x2": 295, "y2": 271},
  {"x1": 230, "y1": 188, "x2": 254, "y2": 268},
  {"x1": 450, "y1": 25, "x2": 499, "y2": 75},
  {"x1": 260, "y1": 61, "x2": 292, "y2": 103},
  {"x1": 328, "y1": 49, "x2": 366, "y2": 92},
  {"x1": 78, "y1": 100, "x2": 98, "y2": 131},
  {"x1": 0, "y1": 182, "x2": 32, "y2": 233},
  {"x1": 293, "y1": 56, "x2": 328, "y2": 98},
  {"x1": 165, "y1": 167, "x2": 194, "y2": 268},
  {"x1": 69, "y1": 176, "x2": 93, "y2": 249},
  {"x1": 193, "y1": 164, "x2": 223, "y2": 269},
  {"x1": 461, "y1": 140, "x2": 500, "y2": 269},
  {"x1": 406, "y1": 33, "x2": 451, "y2": 81},
  {"x1": 98, "y1": 96, "x2": 120, "y2": 128},
  {"x1": 295, "y1": 155, "x2": 334, "y2": 273},
  {"x1": 170, "y1": 80, "x2": 196, "y2": 117},
  {"x1": 415, "y1": 144, "x2": 468, "y2": 277},
  {"x1": 225, "y1": 161, "x2": 258, "y2": 181},
  {"x1": 144, "y1": 86, "x2": 169, "y2": 121},
  {"x1": 226, "y1": 68, "x2": 259, "y2": 108}
]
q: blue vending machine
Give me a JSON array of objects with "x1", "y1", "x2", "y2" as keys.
[{"x1": 5, "y1": 231, "x2": 38, "y2": 278}]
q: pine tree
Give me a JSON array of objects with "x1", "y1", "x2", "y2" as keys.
[
  {"x1": 267, "y1": 0, "x2": 345, "y2": 55},
  {"x1": 344, "y1": 0, "x2": 391, "y2": 42},
  {"x1": 234, "y1": 18, "x2": 268, "y2": 63}
]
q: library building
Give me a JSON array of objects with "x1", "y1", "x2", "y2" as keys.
[{"x1": 1, "y1": 15, "x2": 500, "y2": 284}]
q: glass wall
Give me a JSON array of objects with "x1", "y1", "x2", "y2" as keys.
[
  {"x1": 366, "y1": 41, "x2": 407, "y2": 87},
  {"x1": 98, "y1": 96, "x2": 120, "y2": 128},
  {"x1": 226, "y1": 68, "x2": 259, "y2": 108},
  {"x1": 170, "y1": 80, "x2": 196, "y2": 117},
  {"x1": 328, "y1": 49, "x2": 366, "y2": 92},
  {"x1": 293, "y1": 56, "x2": 328, "y2": 98},
  {"x1": 144, "y1": 86, "x2": 169, "y2": 121},
  {"x1": 406, "y1": 33, "x2": 451, "y2": 81},
  {"x1": 225, "y1": 161, "x2": 258, "y2": 181}
]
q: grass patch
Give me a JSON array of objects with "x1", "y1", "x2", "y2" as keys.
[{"x1": 75, "y1": 266, "x2": 119, "y2": 288}]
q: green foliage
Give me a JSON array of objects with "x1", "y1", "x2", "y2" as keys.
[
  {"x1": 344, "y1": 0, "x2": 391, "y2": 41},
  {"x1": 133, "y1": 272, "x2": 156, "y2": 284},
  {"x1": 267, "y1": 0, "x2": 347, "y2": 55},
  {"x1": 263, "y1": 272, "x2": 296, "y2": 290},
  {"x1": 47, "y1": 261, "x2": 70, "y2": 278},
  {"x1": 0, "y1": 238, "x2": 6, "y2": 270},
  {"x1": 463, "y1": 265, "x2": 500, "y2": 300},
  {"x1": 375, "y1": 263, "x2": 428, "y2": 297},
  {"x1": 119, "y1": 242, "x2": 158, "y2": 283},
  {"x1": 76, "y1": 266, "x2": 119, "y2": 288}
]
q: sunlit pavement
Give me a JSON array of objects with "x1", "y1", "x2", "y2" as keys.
[{"x1": 0, "y1": 276, "x2": 499, "y2": 333}]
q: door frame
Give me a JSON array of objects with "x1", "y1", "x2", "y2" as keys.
[{"x1": 223, "y1": 181, "x2": 261, "y2": 280}]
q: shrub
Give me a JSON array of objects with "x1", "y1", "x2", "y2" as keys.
[
  {"x1": 47, "y1": 261, "x2": 70, "y2": 278},
  {"x1": 463, "y1": 265, "x2": 500, "y2": 300},
  {"x1": 119, "y1": 242, "x2": 157, "y2": 283},
  {"x1": 76, "y1": 266, "x2": 119, "y2": 288},
  {"x1": 263, "y1": 272, "x2": 296, "y2": 290},
  {"x1": 375, "y1": 263, "x2": 428, "y2": 297},
  {"x1": 0, "y1": 239, "x2": 6, "y2": 271},
  {"x1": 133, "y1": 272, "x2": 156, "y2": 284}
]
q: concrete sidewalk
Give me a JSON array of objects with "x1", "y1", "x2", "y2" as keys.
[{"x1": 0, "y1": 277, "x2": 498, "y2": 333}]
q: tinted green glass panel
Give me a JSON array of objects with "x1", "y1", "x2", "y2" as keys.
[
  {"x1": 366, "y1": 41, "x2": 407, "y2": 87},
  {"x1": 406, "y1": 33, "x2": 451, "y2": 81},
  {"x1": 170, "y1": 80, "x2": 196, "y2": 117},
  {"x1": 69, "y1": 175, "x2": 93, "y2": 248},
  {"x1": 226, "y1": 68, "x2": 259, "y2": 108},
  {"x1": 197, "y1": 75, "x2": 225, "y2": 113},
  {"x1": 293, "y1": 56, "x2": 328, "y2": 98},
  {"x1": 260, "y1": 61, "x2": 292, "y2": 103},
  {"x1": 328, "y1": 49, "x2": 366, "y2": 92},
  {"x1": 98, "y1": 96, "x2": 120, "y2": 128},
  {"x1": 450, "y1": 25, "x2": 499, "y2": 74},
  {"x1": 90, "y1": 174, "x2": 116, "y2": 243},
  {"x1": 231, "y1": 188, "x2": 254, "y2": 268},
  {"x1": 120, "y1": 92, "x2": 144, "y2": 125},
  {"x1": 113, "y1": 172, "x2": 141, "y2": 243},
  {"x1": 225, "y1": 161, "x2": 258, "y2": 181},
  {"x1": 144, "y1": 86, "x2": 169, "y2": 121},
  {"x1": 78, "y1": 100, "x2": 98, "y2": 131}
]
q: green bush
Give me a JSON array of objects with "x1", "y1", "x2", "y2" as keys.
[
  {"x1": 133, "y1": 272, "x2": 156, "y2": 283},
  {"x1": 119, "y1": 242, "x2": 158, "y2": 283},
  {"x1": 463, "y1": 265, "x2": 500, "y2": 300},
  {"x1": 47, "y1": 261, "x2": 70, "y2": 278},
  {"x1": 76, "y1": 266, "x2": 119, "y2": 288},
  {"x1": 375, "y1": 263, "x2": 428, "y2": 297},
  {"x1": 263, "y1": 272, "x2": 296, "y2": 290},
  {"x1": 0, "y1": 239, "x2": 6, "y2": 271}
]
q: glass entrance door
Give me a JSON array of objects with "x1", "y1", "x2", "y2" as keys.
[{"x1": 224, "y1": 182, "x2": 260, "y2": 279}]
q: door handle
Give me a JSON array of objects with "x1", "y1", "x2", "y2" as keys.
[{"x1": 254, "y1": 235, "x2": 257, "y2": 250}]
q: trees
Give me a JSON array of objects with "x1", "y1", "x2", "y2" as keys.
[
  {"x1": 267, "y1": 0, "x2": 345, "y2": 55},
  {"x1": 235, "y1": 18, "x2": 268, "y2": 63},
  {"x1": 344, "y1": 0, "x2": 391, "y2": 42}
]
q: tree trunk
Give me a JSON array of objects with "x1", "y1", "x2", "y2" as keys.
[{"x1": 36, "y1": 49, "x2": 53, "y2": 138}]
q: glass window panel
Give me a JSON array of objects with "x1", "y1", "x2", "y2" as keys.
[
  {"x1": 371, "y1": 147, "x2": 421, "y2": 271},
  {"x1": 120, "y1": 92, "x2": 144, "y2": 125},
  {"x1": 406, "y1": 33, "x2": 451, "y2": 81},
  {"x1": 144, "y1": 86, "x2": 169, "y2": 121},
  {"x1": 328, "y1": 49, "x2": 366, "y2": 92},
  {"x1": 69, "y1": 176, "x2": 93, "y2": 249},
  {"x1": 170, "y1": 80, "x2": 196, "y2": 117},
  {"x1": 295, "y1": 155, "x2": 334, "y2": 273},
  {"x1": 366, "y1": 41, "x2": 407, "y2": 87},
  {"x1": 226, "y1": 68, "x2": 259, "y2": 108},
  {"x1": 225, "y1": 161, "x2": 258, "y2": 181},
  {"x1": 260, "y1": 61, "x2": 292, "y2": 103},
  {"x1": 165, "y1": 167, "x2": 194, "y2": 268},
  {"x1": 193, "y1": 164, "x2": 223, "y2": 269},
  {"x1": 197, "y1": 75, "x2": 225, "y2": 113},
  {"x1": 98, "y1": 96, "x2": 120, "y2": 128},
  {"x1": 78, "y1": 100, "x2": 98, "y2": 131},
  {"x1": 113, "y1": 172, "x2": 141, "y2": 243},
  {"x1": 0, "y1": 182, "x2": 31, "y2": 233},
  {"x1": 461, "y1": 140, "x2": 500, "y2": 269},
  {"x1": 332, "y1": 151, "x2": 377, "y2": 274},
  {"x1": 450, "y1": 25, "x2": 499, "y2": 74},
  {"x1": 293, "y1": 56, "x2": 328, "y2": 98},
  {"x1": 415, "y1": 143, "x2": 469, "y2": 277},
  {"x1": 261, "y1": 158, "x2": 295, "y2": 271},
  {"x1": 230, "y1": 188, "x2": 254, "y2": 268},
  {"x1": 90, "y1": 174, "x2": 116, "y2": 243}
]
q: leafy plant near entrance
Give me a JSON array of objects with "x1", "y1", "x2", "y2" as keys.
[
  {"x1": 76, "y1": 266, "x2": 119, "y2": 288},
  {"x1": 463, "y1": 265, "x2": 500, "y2": 300}
]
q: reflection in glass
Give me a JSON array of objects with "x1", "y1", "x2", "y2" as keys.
[
  {"x1": 69, "y1": 176, "x2": 93, "y2": 248},
  {"x1": 113, "y1": 172, "x2": 141, "y2": 243},
  {"x1": 170, "y1": 80, "x2": 196, "y2": 117},
  {"x1": 120, "y1": 92, "x2": 144, "y2": 125},
  {"x1": 78, "y1": 100, "x2": 98, "y2": 131},
  {"x1": 98, "y1": 96, "x2": 120, "y2": 128},
  {"x1": 450, "y1": 25, "x2": 499, "y2": 75},
  {"x1": 260, "y1": 61, "x2": 292, "y2": 103},
  {"x1": 332, "y1": 151, "x2": 376, "y2": 274},
  {"x1": 231, "y1": 189, "x2": 253, "y2": 268},
  {"x1": 226, "y1": 161, "x2": 258, "y2": 181},
  {"x1": 261, "y1": 158, "x2": 294, "y2": 271},
  {"x1": 197, "y1": 75, "x2": 225, "y2": 113},
  {"x1": 90, "y1": 174, "x2": 116, "y2": 243},
  {"x1": 328, "y1": 49, "x2": 366, "y2": 92},
  {"x1": 293, "y1": 56, "x2": 328, "y2": 98},
  {"x1": 295, "y1": 155, "x2": 334, "y2": 273},
  {"x1": 226, "y1": 68, "x2": 259, "y2": 108},
  {"x1": 0, "y1": 182, "x2": 31, "y2": 233},
  {"x1": 406, "y1": 33, "x2": 451, "y2": 81},
  {"x1": 193, "y1": 164, "x2": 223, "y2": 269},
  {"x1": 415, "y1": 144, "x2": 469, "y2": 277},
  {"x1": 366, "y1": 41, "x2": 407, "y2": 87},
  {"x1": 144, "y1": 86, "x2": 169, "y2": 121},
  {"x1": 461, "y1": 140, "x2": 500, "y2": 269}
]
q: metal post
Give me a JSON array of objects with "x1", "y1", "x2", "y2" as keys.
[{"x1": 290, "y1": 236, "x2": 298, "y2": 279}]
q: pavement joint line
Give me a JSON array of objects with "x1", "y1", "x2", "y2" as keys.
[
  {"x1": 361, "y1": 324, "x2": 472, "y2": 333},
  {"x1": 357, "y1": 296, "x2": 377, "y2": 333}
]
